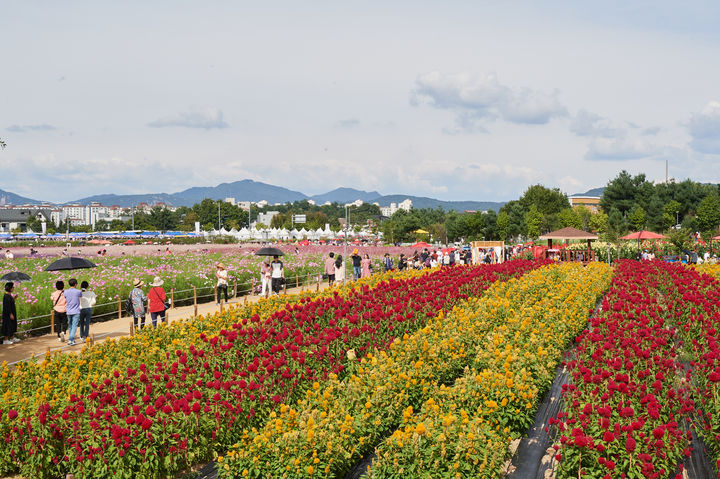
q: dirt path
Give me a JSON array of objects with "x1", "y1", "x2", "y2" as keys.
[{"x1": 0, "y1": 280, "x2": 330, "y2": 367}]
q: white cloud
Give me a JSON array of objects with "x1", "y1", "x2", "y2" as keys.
[
  {"x1": 147, "y1": 107, "x2": 229, "y2": 130},
  {"x1": 569, "y1": 110, "x2": 620, "y2": 138},
  {"x1": 585, "y1": 137, "x2": 662, "y2": 161},
  {"x1": 688, "y1": 100, "x2": 720, "y2": 154},
  {"x1": 6, "y1": 124, "x2": 56, "y2": 133},
  {"x1": 411, "y1": 71, "x2": 567, "y2": 132},
  {"x1": 335, "y1": 118, "x2": 360, "y2": 128}
]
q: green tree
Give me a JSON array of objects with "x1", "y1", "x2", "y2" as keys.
[
  {"x1": 524, "y1": 205, "x2": 543, "y2": 239},
  {"x1": 589, "y1": 211, "x2": 609, "y2": 237},
  {"x1": 601, "y1": 170, "x2": 650, "y2": 215},
  {"x1": 26, "y1": 215, "x2": 43, "y2": 233},
  {"x1": 575, "y1": 206, "x2": 592, "y2": 231},
  {"x1": 628, "y1": 206, "x2": 646, "y2": 231},
  {"x1": 696, "y1": 194, "x2": 720, "y2": 235},
  {"x1": 147, "y1": 206, "x2": 178, "y2": 231},
  {"x1": 518, "y1": 185, "x2": 570, "y2": 216},
  {"x1": 607, "y1": 207, "x2": 626, "y2": 239},
  {"x1": 557, "y1": 208, "x2": 582, "y2": 229},
  {"x1": 496, "y1": 211, "x2": 510, "y2": 241},
  {"x1": 663, "y1": 200, "x2": 682, "y2": 230}
]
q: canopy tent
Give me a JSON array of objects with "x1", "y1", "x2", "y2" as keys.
[
  {"x1": 619, "y1": 230, "x2": 667, "y2": 241},
  {"x1": 538, "y1": 227, "x2": 598, "y2": 262},
  {"x1": 413, "y1": 229, "x2": 429, "y2": 235},
  {"x1": 411, "y1": 241, "x2": 431, "y2": 248}
]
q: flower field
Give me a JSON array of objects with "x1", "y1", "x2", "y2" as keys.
[
  {"x1": 553, "y1": 260, "x2": 720, "y2": 478},
  {"x1": 0, "y1": 250, "x2": 323, "y2": 333},
  {"x1": 216, "y1": 262, "x2": 612, "y2": 478},
  {"x1": 0, "y1": 261, "x2": 542, "y2": 478}
]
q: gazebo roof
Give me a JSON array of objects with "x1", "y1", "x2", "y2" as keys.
[{"x1": 538, "y1": 227, "x2": 598, "y2": 240}]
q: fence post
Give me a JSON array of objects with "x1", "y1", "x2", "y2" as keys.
[
  {"x1": 283, "y1": 278, "x2": 287, "y2": 295},
  {"x1": 316, "y1": 275, "x2": 320, "y2": 292},
  {"x1": 296, "y1": 274, "x2": 299, "y2": 289},
  {"x1": 51, "y1": 310, "x2": 55, "y2": 336},
  {"x1": 214, "y1": 285, "x2": 218, "y2": 305},
  {"x1": 193, "y1": 286, "x2": 197, "y2": 316},
  {"x1": 90, "y1": 334, "x2": 95, "y2": 346},
  {"x1": 118, "y1": 298, "x2": 122, "y2": 319},
  {"x1": 234, "y1": 280, "x2": 238, "y2": 299},
  {"x1": 170, "y1": 288, "x2": 174, "y2": 308},
  {"x1": 129, "y1": 320, "x2": 134, "y2": 337}
]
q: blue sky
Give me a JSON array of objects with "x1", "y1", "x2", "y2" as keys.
[{"x1": 1, "y1": 1, "x2": 720, "y2": 203}]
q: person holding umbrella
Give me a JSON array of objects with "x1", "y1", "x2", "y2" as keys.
[
  {"x1": 2, "y1": 282, "x2": 19, "y2": 344},
  {"x1": 64, "y1": 278, "x2": 82, "y2": 346},
  {"x1": 51, "y1": 281, "x2": 67, "y2": 342}
]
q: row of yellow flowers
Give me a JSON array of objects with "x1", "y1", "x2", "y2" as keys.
[
  {"x1": 371, "y1": 262, "x2": 612, "y2": 478},
  {"x1": 693, "y1": 262, "x2": 720, "y2": 281},
  {"x1": 215, "y1": 263, "x2": 612, "y2": 478},
  {"x1": 0, "y1": 269, "x2": 429, "y2": 432}
]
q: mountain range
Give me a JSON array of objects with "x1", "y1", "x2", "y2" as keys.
[{"x1": 0, "y1": 180, "x2": 605, "y2": 213}]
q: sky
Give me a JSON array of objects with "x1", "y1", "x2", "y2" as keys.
[{"x1": 2, "y1": 0, "x2": 720, "y2": 204}]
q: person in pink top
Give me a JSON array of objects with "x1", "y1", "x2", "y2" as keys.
[
  {"x1": 324, "y1": 252, "x2": 337, "y2": 287},
  {"x1": 259, "y1": 261, "x2": 271, "y2": 298},
  {"x1": 361, "y1": 254, "x2": 371, "y2": 278},
  {"x1": 50, "y1": 280, "x2": 67, "y2": 342}
]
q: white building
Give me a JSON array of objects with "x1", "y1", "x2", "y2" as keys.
[
  {"x1": 380, "y1": 199, "x2": 413, "y2": 217},
  {"x1": 256, "y1": 211, "x2": 280, "y2": 226},
  {"x1": 225, "y1": 197, "x2": 236, "y2": 205}
]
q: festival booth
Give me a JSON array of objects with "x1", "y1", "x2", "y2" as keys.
[
  {"x1": 538, "y1": 227, "x2": 597, "y2": 263},
  {"x1": 471, "y1": 240, "x2": 505, "y2": 264}
]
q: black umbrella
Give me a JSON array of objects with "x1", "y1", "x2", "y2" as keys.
[
  {"x1": 255, "y1": 247, "x2": 284, "y2": 257},
  {"x1": 45, "y1": 257, "x2": 97, "y2": 271},
  {"x1": 0, "y1": 272, "x2": 31, "y2": 282}
]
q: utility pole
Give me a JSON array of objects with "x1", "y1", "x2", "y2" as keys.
[
  {"x1": 131, "y1": 205, "x2": 135, "y2": 231},
  {"x1": 218, "y1": 201, "x2": 221, "y2": 231}
]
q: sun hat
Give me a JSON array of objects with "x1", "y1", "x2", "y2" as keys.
[
  {"x1": 133, "y1": 278, "x2": 144, "y2": 288},
  {"x1": 150, "y1": 276, "x2": 164, "y2": 287},
  {"x1": 216, "y1": 263, "x2": 225, "y2": 269}
]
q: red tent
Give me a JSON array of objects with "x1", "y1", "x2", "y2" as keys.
[
  {"x1": 297, "y1": 240, "x2": 310, "y2": 246},
  {"x1": 123, "y1": 240, "x2": 137, "y2": 245},
  {"x1": 412, "y1": 241, "x2": 431, "y2": 248},
  {"x1": 619, "y1": 230, "x2": 667, "y2": 240}
]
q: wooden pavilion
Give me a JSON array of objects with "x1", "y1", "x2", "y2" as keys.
[{"x1": 538, "y1": 227, "x2": 598, "y2": 263}]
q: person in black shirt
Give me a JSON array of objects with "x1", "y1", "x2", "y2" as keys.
[
  {"x1": 350, "y1": 249, "x2": 362, "y2": 280},
  {"x1": 2, "y1": 282, "x2": 19, "y2": 344},
  {"x1": 398, "y1": 254, "x2": 408, "y2": 271}
]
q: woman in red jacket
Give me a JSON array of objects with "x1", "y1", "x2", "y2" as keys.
[{"x1": 147, "y1": 276, "x2": 167, "y2": 328}]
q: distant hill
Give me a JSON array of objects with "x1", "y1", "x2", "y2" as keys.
[
  {"x1": 370, "y1": 194, "x2": 505, "y2": 213},
  {"x1": 571, "y1": 187, "x2": 604, "y2": 197},
  {"x1": 2, "y1": 179, "x2": 506, "y2": 212},
  {"x1": 0, "y1": 188, "x2": 43, "y2": 206},
  {"x1": 72, "y1": 180, "x2": 309, "y2": 207},
  {"x1": 310, "y1": 188, "x2": 381, "y2": 204}
]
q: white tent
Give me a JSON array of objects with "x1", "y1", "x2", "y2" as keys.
[
  {"x1": 238, "y1": 227, "x2": 251, "y2": 240},
  {"x1": 290, "y1": 228, "x2": 301, "y2": 239}
]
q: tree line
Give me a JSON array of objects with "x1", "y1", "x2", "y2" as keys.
[{"x1": 44, "y1": 170, "x2": 720, "y2": 244}]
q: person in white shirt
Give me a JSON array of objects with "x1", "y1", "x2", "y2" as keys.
[
  {"x1": 215, "y1": 263, "x2": 229, "y2": 305},
  {"x1": 270, "y1": 256, "x2": 284, "y2": 295},
  {"x1": 79, "y1": 281, "x2": 97, "y2": 342}
]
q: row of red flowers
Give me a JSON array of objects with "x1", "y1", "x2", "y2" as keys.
[
  {"x1": 552, "y1": 260, "x2": 701, "y2": 478},
  {"x1": 0, "y1": 260, "x2": 546, "y2": 478}
]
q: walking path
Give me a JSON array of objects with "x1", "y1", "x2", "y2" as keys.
[{"x1": 0, "y1": 281, "x2": 329, "y2": 367}]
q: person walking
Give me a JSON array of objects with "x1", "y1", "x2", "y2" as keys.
[
  {"x1": 325, "y1": 252, "x2": 336, "y2": 287},
  {"x1": 259, "y1": 261, "x2": 271, "y2": 297},
  {"x1": 79, "y1": 281, "x2": 96, "y2": 342},
  {"x1": 398, "y1": 254, "x2": 408, "y2": 271},
  {"x1": 270, "y1": 255, "x2": 284, "y2": 295},
  {"x1": 361, "y1": 254, "x2": 372, "y2": 278},
  {"x1": 64, "y1": 278, "x2": 82, "y2": 346},
  {"x1": 334, "y1": 254, "x2": 345, "y2": 283},
  {"x1": 350, "y1": 249, "x2": 362, "y2": 280},
  {"x1": 51, "y1": 281, "x2": 67, "y2": 342},
  {"x1": 130, "y1": 279, "x2": 148, "y2": 331},
  {"x1": 215, "y1": 263, "x2": 229, "y2": 305},
  {"x1": 147, "y1": 276, "x2": 167, "y2": 328},
  {"x1": 2, "y1": 282, "x2": 18, "y2": 345}
]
